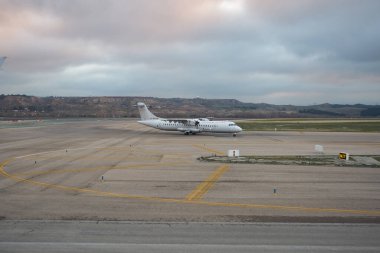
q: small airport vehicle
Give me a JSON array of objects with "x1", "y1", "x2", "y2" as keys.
[{"x1": 137, "y1": 102, "x2": 242, "y2": 136}]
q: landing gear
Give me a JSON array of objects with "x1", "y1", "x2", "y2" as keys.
[
  {"x1": 233, "y1": 133, "x2": 237, "y2": 137},
  {"x1": 184, "y1": 132, "x2": 190, "y2": 135}
]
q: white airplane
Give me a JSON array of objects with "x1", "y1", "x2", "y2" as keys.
[{"x1": 137, "y1": 102, "x2": 242, "y2": 136}]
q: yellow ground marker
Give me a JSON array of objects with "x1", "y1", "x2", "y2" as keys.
[
  {"x1": 186, "y1": 164, "x2": 229, "y2": 201},
  {"x1": 2, "y1": 159, "x2": 380, "y2": 216},
  {"x1": 12, "y1": 162, "x2": 184, "y2": 177},
  {"x1": 192, "y1": 144, "x2": 225, "y2": 156}
]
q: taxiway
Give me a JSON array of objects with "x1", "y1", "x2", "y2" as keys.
[{"x1": 0, "y1": 119, "x2": 379, "y2": 222}]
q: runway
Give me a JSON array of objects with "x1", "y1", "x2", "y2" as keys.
[
  {"x1": 1, "y1": 220, "x2": 379, "y2": 253},
  {"x1": 0, "y1": 119, "x2": 379, "y2": 222}
]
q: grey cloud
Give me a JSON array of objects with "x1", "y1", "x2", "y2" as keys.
[
  {"x1": 0, "y1": 0, "x2": 379, "y2": 105},
  {"x1": 263, "y1": 0, "x2": 380, "y2": 63}
]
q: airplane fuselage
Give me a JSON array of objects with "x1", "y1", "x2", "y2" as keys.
[
  {"x1": 137, "y1": 102, "x2": 242, "y2": 136},
  {"x1": 138, "y1": 118, "x2": 242, "y2": 135}
]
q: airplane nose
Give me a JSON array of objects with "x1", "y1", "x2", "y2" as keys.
[{"x1": 236, "y1": 126, "x2": 242, "y2": 132}]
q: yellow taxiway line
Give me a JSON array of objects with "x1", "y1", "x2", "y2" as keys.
[
  {"x1": 1, "y1": 159, "x2": 380, "y2": 216},
  {"x1": 186, "y1": 164, "x2": 229, "y2": 201},
  {"x1": 11, "y1": 162, "x2": 186, "y2": 177},
  {"x1": 192, "y1": 144, "x2": 225, "y2": 156}
]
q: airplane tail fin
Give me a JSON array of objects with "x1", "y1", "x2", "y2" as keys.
[{"x1": 137, "y1": 102, "x2": 159, "y2": 120}]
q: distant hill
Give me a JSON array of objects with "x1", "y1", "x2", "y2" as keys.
[{"x1": 0, "y1": 95, "x2": 379, "y2": 119}]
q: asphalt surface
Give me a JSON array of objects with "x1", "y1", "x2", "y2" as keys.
[
  {"x1": 1, "y1": 120, "x2": 379, "y2": 252},
  {"x1": 0, "y1": 119, "x2": 379, "y2": 221},
  {"x1": 1, "y1": 220, "x2": 379, "y2": 253}
]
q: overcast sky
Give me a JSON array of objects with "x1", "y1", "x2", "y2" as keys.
[{"x1": 0, "y1": 0, "x2": 379, "y2": 105}]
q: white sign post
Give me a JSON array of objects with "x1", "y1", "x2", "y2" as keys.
[{"x1": 228, "y1": 150, "x2": 240, "y2": 157}]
